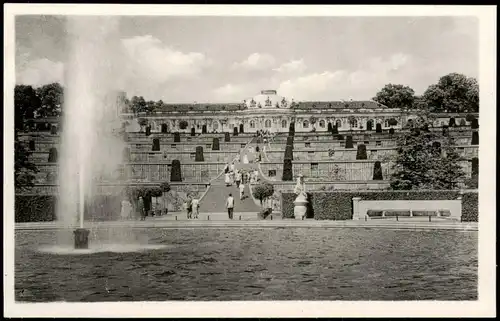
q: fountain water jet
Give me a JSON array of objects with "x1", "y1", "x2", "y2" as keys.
[{"x1": 49, "y1": 16, "x2": 161, "y2": 253}]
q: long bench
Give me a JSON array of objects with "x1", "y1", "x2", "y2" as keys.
[{"x1": 352, "y1": 196, "x2": 463, "y2": 221}]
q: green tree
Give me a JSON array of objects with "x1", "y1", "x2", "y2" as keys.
[
  {"x1": 14, "y1": 85, "x2": 40, "y2": 191},
  {"x1": 252, "y1": 183, "x2": 275, "y2": 207},
  {"x1": 35, "y1": 82, "x2": 64, "y2": 117},
  {"x1": 422, "y1": 73, "x2": 479, "y2": 113},
  {"x1": 130, "y1": 96, "x2": 147, "y2": 114},
  {"x1": 15, "y1": 85, "x2": 40, "y2": 131},
  {"x1": 390, "y1": 113, "x2": 465, "y2": 190},
  {"x1": 373, "y1": 84, "x2": 416, "y2": 110}
]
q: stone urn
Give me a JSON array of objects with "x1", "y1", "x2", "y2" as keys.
[
  {"x1": 293, "y1": 193, "x2": 308, "y2": 220},
  {"x1": 73, "y1": 228, "x2": 90, "y2": 249}
]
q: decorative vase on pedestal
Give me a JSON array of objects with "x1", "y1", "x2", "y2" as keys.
[{"x1": 294, "y1": 193, "x2": 308, "y2": 220}]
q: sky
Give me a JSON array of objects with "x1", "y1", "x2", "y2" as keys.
[{"x1": 15, "y1": 15, "x2": 478, "y2": 103}]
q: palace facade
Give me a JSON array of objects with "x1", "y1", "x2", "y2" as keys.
[{"x1": 121, "y1": 90, "x2": 414, "y2": 134}]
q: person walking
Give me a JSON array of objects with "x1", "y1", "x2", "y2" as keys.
[
  {"x1": 186, "y1": 197, "x2": 193, "y2": 219},
  {"x1": 226, "y1": 193, "x2": 234, "y2": 219},
  {"x1": 239, "y1": 182, "x2": 245, "y2": 200},
  {"x1": 225, "y1": 172, "x2": 232, "y2": 187},
  {"x1": 235, "y1": 170, "x2": 242, "y2": 188},
  {"x1": 138, "y1": 196, "x2": 146, "y2": 221}
]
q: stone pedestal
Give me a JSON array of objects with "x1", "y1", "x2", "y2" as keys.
[
  {"x1": 294, "y1": 194, "x2": 308, "y2": 220},
  {"x1": 73, "y1": 228, "x2": 90, "y2": 249}
]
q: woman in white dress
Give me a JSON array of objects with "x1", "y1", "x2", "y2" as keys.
[
  {"x1": 243, "y1": 154, "x2": 249, "y2": 164},
  {"x1": 225, "y1": 172, "x2": 231, "y2": 186},
  {"x1": 120, "y1": 198, "x2": 132, "y2": 220}
]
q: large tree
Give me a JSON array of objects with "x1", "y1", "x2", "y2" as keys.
[
  {"x1": 14, "y1": 85, "x2": 40, "y2": 190},
  {"x1": 15, "y1": 85, "x2": 40, "y2": 131},
  {"x1": 422, "y1": 73, "x2": 479, "y2": 113},
  {"x1": 373, "y1": 84, "x2": 416, "y2": 109},
  {"x1": 35, "y1": 82, "x2": 64, "y2": 118},
  {"x1": 130, "y1": 95, "x2": 147, "y2": 114},
  {"x1": 390, "y1": 113, "x2": 465, "y2": 190}
]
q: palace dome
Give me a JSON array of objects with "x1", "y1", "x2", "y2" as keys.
[{"x1": 244, "y1": 90, "x2": 291, "y2": 109}]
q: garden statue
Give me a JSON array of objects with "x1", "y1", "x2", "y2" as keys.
[{"x1": 293, "y1": 174, "x2": 308, "y2": 220}]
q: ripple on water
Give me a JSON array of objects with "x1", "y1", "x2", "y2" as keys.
[{"x1": 38, "y1": 244, "x2": 171, "y2": 255}]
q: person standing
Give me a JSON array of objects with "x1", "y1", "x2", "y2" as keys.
[
  {"x1": 138, "y1": 196, "x2": 146, "y2": 221},
  {"x1": 225, "y1": 172, "x2": 232, "y2": 187},
  {"x1": 186, "y1": 197, "x2": 193, "y2": 219},
  {"x1": 235, "y1": 170, "x2": 242, "y2": 188},
  {"x1": 226, "y1": 193, "x2": 234, "y2": 219},
  {"x1": 239, "y1": 182, "x2": 245, "y2": 200},
  {"x1": 120, "y1": 198, "x2": 132, "y2": 220}
]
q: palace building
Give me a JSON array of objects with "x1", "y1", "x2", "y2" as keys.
[{"x1": 122, "y1": 89, "x2": 413, "y2": 134}]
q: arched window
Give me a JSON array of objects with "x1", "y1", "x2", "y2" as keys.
[
  {"x1": 265, "y1": 119, "x2": 272, "y2": 128},
  {"x1": 281, "y1": 119, "x2": 287, "y2": 128},
  {"x1": 384, "y1": 120, "x2": 389, "y2": 128},
  {"x1": 213, "y1": 121, "x2": 219, "y2": 130},
  {"x1": 303, "y1": 120, "x2": 309, "y2": 128},
  {"x1": 319, "y1": 120, "x2": 326, "y2": 128},
  {"x1": 352, "y1": 119, "x2": 358, "y2": 128},
  {"x1": 250, "y1": 120, "x2": 256, "y2": 129},
  {"x1": 335, "y1": 119, "x2": 342, "y2": 128}
]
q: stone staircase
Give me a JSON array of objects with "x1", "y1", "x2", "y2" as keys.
[{"x1": 198, "y1": 137, "x2": 262, "y2": 218}]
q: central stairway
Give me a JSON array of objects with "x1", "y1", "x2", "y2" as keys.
[{"x1": 198, "y1": 137, "x2": 261, "y2": 219}]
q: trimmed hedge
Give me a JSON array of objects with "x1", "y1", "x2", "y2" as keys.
[
  {"x1": 449, "y1": 117, "x2": 456, "y2": 127},
  {"x1": 345, "y1": 135, "x2": 354, "y2": 149},
  {"x1": 233, "y1": 127, "x2": 238, "y2": 136},
  {"x1": 376, "y1": 123, "x2": 382, "y2": 133},
  {"x1": 471, "y1": 118, "x2": 479, "y2": 129},
  {"x1": 202, "y1": 124, "x2": 207, "y2": 134},
  {"x1": 289, "y1": 122, "x2": 295, "y2": 136},
  {"x1": 174, "y1": 132, "x2": 181, "y2": 142},
  {"x1": 145, "y1": 125, "x2": 151, "y2": 136},
  {"x1": 161, "y1": 123, "x2": 168, "y2": 133},
  {"x1": 332, "y1": 124, "x2": 339, "y2": 135},
  {"x1": 152, "y1": 138, "x2": 160, "y2": 151},
  {"x1": 15, "y1": 194, "x2": 128, "y2": 222},
  {"x1": 281, "y1": 190, "x2": 478, "y2": 222},
  {"x1": 212, "y1": 137, "x2": 220, "y2": 150},
  {"x1": 389, "y1": 128, "x2": 395, "y2": 135},
  {"x1": 284, "y1": 145, "x2": 293, "y2": 160},
  {"x1": 170, "y1": 159, "x2": 182, "y2": 182},
  {"x1": 471, "y1": 157, "x2": 479, "y2": 175},
  {"x1": 337, "y1": 134, "x2": 344, "y2": 141},
  {"x1": 471, "y1": 131, "x2": 479, "y2": 145},
  {"x1": 356, "y1": 144, "x2": 367, "y2": 160},
  {"x1": 286, "y1": 136, "x2": 294, "y2": 149},
  {"x1": 191, "y1": 127, "x2": 196, "y2": 136},
  {"x1": 50, "y1": 125, "x2": 57, "y2": 135},
  {"x1": 195, "y1": 146, "x2": 204, "y2": 162},
  {"x1": 48, "y1": 147, "x2": 58, "y2": 163},
  {"x1": 282, "y1": 158, "x2": 293, "y2": 181},
  {"x1": 224, "y1": 132, "x2": 231, "y2": 142},
  {"x1": 373, "y1": 161, "x2": 383, "y2": 180}
]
